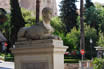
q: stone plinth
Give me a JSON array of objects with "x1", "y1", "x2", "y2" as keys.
[{"x1": 11, "y1": 39, "x2": 68, "y2": 69}]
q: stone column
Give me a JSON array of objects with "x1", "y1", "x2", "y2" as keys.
[{"x1": 11, "y1": 39, "x2": 68, "y2": 69}]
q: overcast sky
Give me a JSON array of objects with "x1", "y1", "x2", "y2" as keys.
[{"x1": 56, "y1": 0, "x2": 104, "y2": 15}]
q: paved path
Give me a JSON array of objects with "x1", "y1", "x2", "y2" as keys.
[{"x1": 0, "y1": 60, "x2": 14, "y2": 69}]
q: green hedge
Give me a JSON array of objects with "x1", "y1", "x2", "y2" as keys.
[{"x1": 64, "y1": 59, "x2": 80, "y2": 63}]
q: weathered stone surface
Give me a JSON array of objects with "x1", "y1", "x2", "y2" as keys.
[
  {"x1": 0, "y1": 0, "x2": 10, "y2": 12},
  {"x1": 0, "y1": 0, "x2": 57, "y2": 16},
  {"x1": 15, "y1": 39, "x2": 63, "y2": 48},
  {"x1": 22, "y1": 62, "x2": 48, "y2": 69},
  {"x1": 64, "y1": 63, "x2": 79, "y2": 69},
  {"x1": 11, "y1": 39, "x2": 68, "y2": 69},
  {"x1": 18, "y1": 7, "x2": 60, "y2": 41}
]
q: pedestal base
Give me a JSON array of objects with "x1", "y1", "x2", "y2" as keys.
[{"x1": 11, "y1": 39, "x2": 68, "y2": 69}]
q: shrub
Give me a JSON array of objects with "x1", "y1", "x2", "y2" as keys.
[
  {"x1": 97, "y1": 33, "x2": 104, "y2": 47},
  {"x1": 93, "y1": 58, "x2": 104, "y2": 69}
]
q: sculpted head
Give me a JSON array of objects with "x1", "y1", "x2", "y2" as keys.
[{"x1": 42, "y1": 7, "x2": 53, "y2": 23}]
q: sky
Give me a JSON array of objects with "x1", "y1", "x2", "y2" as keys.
[{"x1": 56, "y1": 0, "x2": 104, "y2": 15}]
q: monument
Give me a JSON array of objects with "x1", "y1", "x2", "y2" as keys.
[{"x1": 11, "y1": 7, "x2": 68, "y2": 69}]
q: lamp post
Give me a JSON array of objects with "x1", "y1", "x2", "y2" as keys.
[{"x1": 90, "y1": 38, "x2": 93, "y2": 59}]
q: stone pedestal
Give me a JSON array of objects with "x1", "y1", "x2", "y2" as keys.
[{"x1": 11, "y1": 39, "x2": 68, "y2": 69}]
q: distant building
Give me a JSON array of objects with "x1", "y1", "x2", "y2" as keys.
[{"x1": 0, "y1": 0, "x2": 57, "y2": 16}]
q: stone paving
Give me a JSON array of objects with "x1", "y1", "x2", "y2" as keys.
[
  {"x1": 0, "y1": 60, "x2": 93, "y2": 69},
  {"x1": 0, "y1": 60, "x2": 14, "y2": 69}
]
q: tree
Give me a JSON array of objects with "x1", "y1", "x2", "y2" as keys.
[
  {"x1": 60, "y1": 0, "x2": 78, "y2": 33},
  {"x1": 54, "y1": 27, "x2": 80, "y2": 52},
  {"x1": 80, "y1": 0, "x2": 85, "y2": 53},
  {"x1": 10, "y1": 0, "x2": 25, "y2": 44},
  {"x1": 85, "y1": 26, "x2": 98, "y2": 59},
  {"x1": 85, "y1": 0, "x2": 94, "y2": 8},
  {"x1": 36, "y1": 0, "x2": 40, "y2": 24},
  {"x1": 51, "y1": 16, "x2": 65, "y2": 33},
  {"x1": 97, "y1": 33, "x2": 104, "y2": 47},
  {"x1": 84, "y1": 6, "x2": 101, "y2": 35}
]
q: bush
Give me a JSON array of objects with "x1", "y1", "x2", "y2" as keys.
[
  {"x1": 64, "y1": 59, "x2": 80, "y2": 63},
  {"x1": 54, "y1": 27, "x2": 80, "y2": 52},
  {"x1": 85, "y1": 26, "x2": 98, "y2": 59},
  {"x1": 51, "y1": 16, "x2": 65, "y2": 33},
  {"x1": 97, "y1": 33, "x2": 104, "y2": 47},
  {"x1": 93, "y1": 58, "x2": 104, "y2": 69},
  {"x1": 21, "y1": 8, "x2": 36, "y2": 27}
]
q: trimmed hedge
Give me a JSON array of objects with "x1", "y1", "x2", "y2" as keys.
[{"x1": 64, "y1": 59, "x2": 80, "y2": 63}]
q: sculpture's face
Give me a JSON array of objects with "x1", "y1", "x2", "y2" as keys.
[{"x1": 42, "y1": 7, "x2": 53, "y2": 23}]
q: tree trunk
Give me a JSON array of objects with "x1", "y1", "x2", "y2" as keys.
[
  {"x1": 36, "y1": 0, "x2": 40, "y2": 24},
  {"x1": 80, "y1": 0, "x2": 85, "y2": 52}
]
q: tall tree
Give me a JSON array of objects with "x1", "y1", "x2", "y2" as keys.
[
  {"x1": 85, "y1": 0, "x2": 94, "y2": 8},
  {"x1": 36, "y1": 0, "x2": 40, "y2": 24},
  {"x1": 60, "y1": 0, "x2": 78, "y2": 33},
  {"x1": 10, "y1": 0, "x2": 25, "y2": 44},
  {"x1": 80, "y1": 0, "x2": 85, "y2": 60},
  {"x1": 84, "y1": 6, "x2": 100, "y2": 35}
]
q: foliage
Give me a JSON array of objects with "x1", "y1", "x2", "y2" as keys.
[
  {"x1": 60, "y1": 0, "x2": 78, "y2": 32},
  {"x1": 0, "y1": 14, "x2": 11, "y2": 41},
  {"x1": 94, "y1": 4, "x2": 104, "y2": 33},
  {"x1": 84, "y1": 6, "x2": 102, "y2": 35},
  {"x1": 0, "y1": 53, "x2": 14, "y2": 61},
  {"x1": 5, "y1": 53, "x2": 14, "y2": 61},
  {"x1": 93, "y1": 58, "x2": 104, "y2": 69},
  {"x1": 66, "y1": 28, "x2": 80, "y2": 51},
  {"x1": 21, "y1": 8, "x2": 36, "y2": 27},
  {"x1": 94, "y1": 2, "x2": 104, "y2": 9},
  {"x1": 54, "y1": 27, "x2": 80, "y2": 52},
  {"x1": 85, "y1": 26, "x2": 98, "y2": 58},
  {"x1": 85, "y1": 5, "x2": 104, "y2": 35},
  {"x1": 97, "y1": 33, "x2": 104, "y2": 47},
  {"x1": 76, "y1": 16, "x2": 80, "y2": 28},
  {"x1": 64, "y1": 59, "x2": 80, "y2": 63},
  {"x1": 54, "y1": 25, "x2": 98, "y2": 59},
  {"x1": 98, "y1": 9, "x2": 104, "y2": 33},
  {"x1": 0, "y1": 8, "x2": 7, "y2": 23},
  {"x1": 51, "y1": 16, "x2": 65, "y2": 33},
  {"x1": 10, "y1": 0, "x2": 25, "y2": 44},
  {"x1": 85, "y1": 0, "x2": 94, "y2": 8}
]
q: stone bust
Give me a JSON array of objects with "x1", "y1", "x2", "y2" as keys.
[{"x1": 18, "y1": 7, "x2": 60, "y2": 41}]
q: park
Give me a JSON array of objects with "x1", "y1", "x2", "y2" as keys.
[{"x1": 0, "y1": 0, "x2": 104, "y2": 69}]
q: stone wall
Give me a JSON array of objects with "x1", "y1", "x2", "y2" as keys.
[
  {"x1": 64, "y1": 63, "x2": 79, "y2": 69},
  {"x1": 64, "y1": 61, "x2": 93, "y2": 69}
]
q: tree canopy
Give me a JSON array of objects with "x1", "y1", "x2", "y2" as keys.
[{"x1": 60, "y1": 0, "x2": 78, "y2": 33}]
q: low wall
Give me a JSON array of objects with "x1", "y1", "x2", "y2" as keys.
[
  {"x1": 64, "y1": 60, "x2": 93, "y2": 69},
  {"x1": 64, "y1": 63, "x2": 79, "y2": 69}
]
